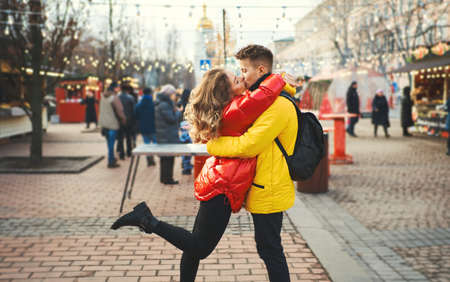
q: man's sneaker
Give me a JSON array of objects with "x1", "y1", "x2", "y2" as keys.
[
  {"x1": 163, "y1": 179, "x2": 179, "y2": 185},
  {"x1": 108, "y1": 163, "x2": 120, "y2": 168},
  {"x1": 182, "y1": 169, "x2": 192, "y2": 175}
]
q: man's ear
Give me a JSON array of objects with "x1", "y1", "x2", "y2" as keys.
[{"x1": 257, "y1": 64, "x2": 267, "y2": 75}]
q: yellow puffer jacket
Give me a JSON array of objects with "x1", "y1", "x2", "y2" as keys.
[{"x1": 207, "y1": 96, "x2": 298, "y2": 214}]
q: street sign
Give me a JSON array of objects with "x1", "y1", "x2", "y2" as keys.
[{"x1": 200, "y1": 59, "x2": 211, "y2": 71}]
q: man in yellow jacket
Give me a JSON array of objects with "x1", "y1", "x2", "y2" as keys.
[{"x1": 207, "y1": 45, "x2": 298, "y2": 282}]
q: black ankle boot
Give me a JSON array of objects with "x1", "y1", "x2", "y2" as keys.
[{"x1": 111, "y1": 202, "x2": 159, "y2": 233}]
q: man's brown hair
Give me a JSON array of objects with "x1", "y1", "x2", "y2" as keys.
[{"x1": 235, "y1": 44, "x2": 273, "y2": 71}]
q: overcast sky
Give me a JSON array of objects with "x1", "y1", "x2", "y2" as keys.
[{"x1": 86, "y1": 0, "x2": 323, "y2": 61}]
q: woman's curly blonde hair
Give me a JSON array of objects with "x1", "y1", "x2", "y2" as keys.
[{"x1": 184, "y1": 68, "x2": 232, "y2": 143}]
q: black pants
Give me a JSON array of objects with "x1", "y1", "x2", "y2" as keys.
[
  {"x1": 403, "y1": 126, "x2": 409, "y2": 136},
  {"x1": 374, "y1": 124, "x2": 389, "y2": 137},
  {"x1": 347, "y1": 116, "x2": 359, "y2": 134},
  {"x1": 117, "y1": 126, "x2": 133, "y2": 157},
  {"x1": 447, "y1": 135, "x2": 450, "y2": 153},
  {"x1": 160, "y1": 156, "x2": 175, "y2": 183},
  {"x1": 153, "y1": 194, "x2": 231, "y2": 282},
  {"x1": 86, "y1": 121, "x2": 97, "y2": 129},
  {"x1": 252, "y1": 212, "x2": 290, "y2": 282}
]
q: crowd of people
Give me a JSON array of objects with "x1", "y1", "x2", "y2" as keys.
[{"x1": 98, "y1": 80, "x2": 193, "y2": 183}]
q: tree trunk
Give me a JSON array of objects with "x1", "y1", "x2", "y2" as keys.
[{"x1": 29, "y1": 0, "x2": 44, "y2": 166}]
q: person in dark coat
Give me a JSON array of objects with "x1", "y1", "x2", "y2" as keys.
[
  {"x1": 81, "y1": 91, "x2": 98, "y2": 129},
  {"x1": 372, "y1": 89, "x2": 390, "y2": 138},
  {"x1": 135, "y1": 87, "x2": 157, "y2": 166},
  {"x1": 440, "y1": 97, "x2": 450, "y2": 155},
  {"x1": 155, "y1": 84, "x2": 182, "y2": 185},
  {"x1": 178, "y1": 88, "x2": 191, "y2": 118},
  {"x1": 446, "y1": 98, "x2": 450, "y2": 156},
  {"x1": 126, "y1": 85, "x2": 139, "y2": 147},
  {"x1": 401, "y1": 86, "x2": 414, "y2": 137},
  {"x1": 117, "y1": 84, "x2": 136, "y2": 159},
  {"x1": 346, "y1": 81, "x2": 360, "y2": 137}
]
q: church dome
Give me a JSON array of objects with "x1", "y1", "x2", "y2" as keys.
[{"x1": 197, "y1": 4, "x2": 213, "y2": 30}]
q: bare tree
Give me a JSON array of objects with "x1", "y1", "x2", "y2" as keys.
[
  {"x1": 356, "y1": 0, "x2": 449, "y2": 80},
  {"x1": 1, "y1": 0, "x2": 86, "y2": 164},
  {"x1": 319, "y1": 0, "x2": 357, "y2": 66}
]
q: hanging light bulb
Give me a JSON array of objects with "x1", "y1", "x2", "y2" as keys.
[{"x1": 4, "y1": 27, "x2": 10, "y2": 36}]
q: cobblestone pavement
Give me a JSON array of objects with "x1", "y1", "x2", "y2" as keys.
[
  {"x1": 301, "y1": 118, "x2": 450, "y2": 281},
  {"x1": 0, "y1": 123, "x2": 330, "y2": 282},
  {"x1": 395, "y1": 245, "x2": 450, "y2": 282},
  {"x1": 0, "y1": 214, "x2": 296, "y2": 237},
  {"x1": 0, "y1": 232, "x2": 328, "y2": 281}
]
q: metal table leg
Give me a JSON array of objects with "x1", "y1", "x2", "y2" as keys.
[
  {"x1": 119, "y1": 155, "x2": 135, "y2": 214},
  {"x1": 128, "y1": 156, "x2": 140, "y2": 199}
]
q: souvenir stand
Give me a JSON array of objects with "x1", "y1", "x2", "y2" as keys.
[
  {"x1": 55, "y1": 76, "x2": 102, "y2": 123},
  {"x1": 392, "y1": 45, "x2": 449, "y2": 137},
  {"x1": 0, "y1": 61, "x2": 48, "y2": 139}
]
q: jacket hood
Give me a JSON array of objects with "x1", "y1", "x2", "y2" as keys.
[{"x1": 155, "y1": 92, "x2": 173, "y2": 106}]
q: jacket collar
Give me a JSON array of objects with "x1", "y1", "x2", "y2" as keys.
[{"x1": 248, "y1": 73, "x2": 271, "y2": 91}]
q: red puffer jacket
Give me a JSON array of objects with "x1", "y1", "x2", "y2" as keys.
[{"x1": 194, "y1": 74, "x2": 285, "y2": 212}]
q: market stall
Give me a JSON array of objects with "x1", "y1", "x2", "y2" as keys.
[
  {"x1": 0, "y1": 61, "x2": 48, "y2": 139},
  {"x1": 392, "y1": 50, "x2": 450, "y2": 137},
  {"x1": 55, "y1": 76, "x2": 102, "y2": 123}
]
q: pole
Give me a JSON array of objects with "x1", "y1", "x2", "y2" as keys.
[{"x1": 222, "y1": 9, "x2": 227, "y2": 66}]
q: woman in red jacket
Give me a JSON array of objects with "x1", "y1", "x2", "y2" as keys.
[{"x1": 111, "y1": 68, "x2": 287, "y2": 281}]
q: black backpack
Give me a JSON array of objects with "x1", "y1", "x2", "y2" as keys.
[{"x1": 275, "y1": 92, "x2": 325, "y2": 181}]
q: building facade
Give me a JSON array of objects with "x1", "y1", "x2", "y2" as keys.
[{"x1": 276, "y1": 0, "x2": 449, "y2": 76}]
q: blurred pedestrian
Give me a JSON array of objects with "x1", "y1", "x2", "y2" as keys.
[
  {"x1": 135, "y1": 87, "x2": 157, "y2": 166},
  {"x1": 439, "y1": 97, "x2": 450, "y2": 155},
  {"x1": 98, "y1": 82, "x2": 126, "y2": 168},
  {"x1": 155, "y1": 84, "x2": 182, "y2": 185},
  {"x1": 178, "y1": 88, "x2": 191, "y2": 118},
  {"x1": 81, "y1": 91, "x2": 98, "y2": 129},
  {"x1": 126, "y1": 85, "x2": 139, "y2": 147},
  {"x1": 401, "y1": 86, "x2": 414, "y2": 137},
  {"x1": 372, "y1": 89, "x2": 390, "y2": 138},
  {"x1": 179, "y1": 121, "x2": 193, "y2": 175},
  {"x1": 117, "y1": 84, "x2": 136, "y2": 159},
  {"x1": 346, "y1": 81, "x2": 360, "y2": 137}
]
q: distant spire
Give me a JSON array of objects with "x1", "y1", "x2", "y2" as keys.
[{"x1": 197, "y1": 3, "x2": 213, "y2": 30}]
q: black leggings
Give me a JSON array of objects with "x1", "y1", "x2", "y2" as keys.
[
  {"x1": 153, "y1": 194, "x2": 231, "y2": 282},
  {"x1": 374, "y1": 124, "x2": 389, "y2": 136},
  {"x1": 447, "y1": 135, "x2": 450, "y2": 153}
]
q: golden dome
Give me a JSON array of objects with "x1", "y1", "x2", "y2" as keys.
[{"x1": 197, "y1": 4, "x2": 213, "y2": 30}]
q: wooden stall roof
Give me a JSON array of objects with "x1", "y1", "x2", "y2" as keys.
[{"x1": 390, "y1": 55, "x2": 450, "y2": 73}]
